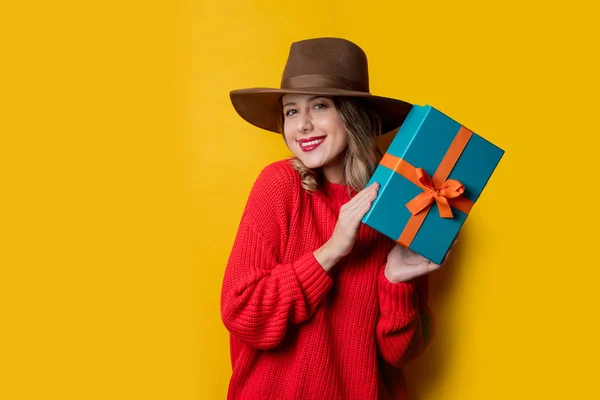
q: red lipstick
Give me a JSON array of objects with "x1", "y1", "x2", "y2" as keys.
[{"x1": 297, "y1": 136, "x2": 326, "y2": 152}]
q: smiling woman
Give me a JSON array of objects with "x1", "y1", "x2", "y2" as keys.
[
  {"x1": 282, "y1": 96, "x2": 341, "y2": 159},
  {"x1": 278, "y1": 94, "x2": 382, "y2": 191},
  {"x1": 221, "y1": 37, "x2": 453, "y2": 400}
]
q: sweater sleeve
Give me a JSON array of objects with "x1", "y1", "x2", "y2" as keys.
[
  {"x1": 220, "y1": 162, "x2": 334, "y2": 350},
  {"x1": 375, "y1": 266, "x2": 435, "y2": 368}
]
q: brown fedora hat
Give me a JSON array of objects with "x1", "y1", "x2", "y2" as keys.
[{"x1": 230, "y1": 37, "x2": 413, "y2": 135}]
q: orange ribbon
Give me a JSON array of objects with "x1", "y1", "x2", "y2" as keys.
[
  {"x1": 379, "y1": 126, "x2": 476, "y2": 247},
  {"x1": 405, "y1": 169, "x2": 465, "y2": 218}
]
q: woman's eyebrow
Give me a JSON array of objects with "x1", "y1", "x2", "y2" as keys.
[{"x1": 283, "y1": 96, "x2": 329, "y2": 108}]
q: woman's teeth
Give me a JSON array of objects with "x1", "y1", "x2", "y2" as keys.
[{"x1": 301, "y1": 138, "x2": 324, "y2": 147}]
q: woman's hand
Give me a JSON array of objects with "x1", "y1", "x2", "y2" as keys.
[
  {"x1": 314, "y1": 182, "x2": 379, "y2": 272},
  {"x1": 384, "y1": 238, "x2": 458, "y2": 283}
]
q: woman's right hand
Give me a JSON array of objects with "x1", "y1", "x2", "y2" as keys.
[{"x1": 314, "y1": 182, "x2": 380, "y2": 272}]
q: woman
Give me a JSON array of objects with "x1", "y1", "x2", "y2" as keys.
[{"x1": 221, "y1": 37, "x2": 453, "y2": 400}]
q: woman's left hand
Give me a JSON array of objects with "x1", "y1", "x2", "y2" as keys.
[{"x1": 384, "y1": 238, "x2": 458, "y2": 283}]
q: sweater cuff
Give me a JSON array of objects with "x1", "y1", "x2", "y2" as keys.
[
  {"x1": 378, "y1": 266, "x2": 418, "y2": 315},
  {"x1": 293, "y1": 252, "x2": 334, "y2": 306}
]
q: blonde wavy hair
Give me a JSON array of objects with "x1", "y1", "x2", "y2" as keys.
[{"x1": 277, "y1": 96, "x2": 383, "y2": 193}]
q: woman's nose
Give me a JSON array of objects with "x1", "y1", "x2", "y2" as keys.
[{"x1": 297, "y1": 112, "x2": 313, "y2": 133}]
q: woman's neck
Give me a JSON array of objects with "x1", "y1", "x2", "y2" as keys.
[{"x1": 321, "y1": 154, "x2": 345, "y2": 184}]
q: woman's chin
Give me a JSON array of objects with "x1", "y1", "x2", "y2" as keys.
[{"x1": 295, "y1": 155, "x2": 325, "y2": 169}]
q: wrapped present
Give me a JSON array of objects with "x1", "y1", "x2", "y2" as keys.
[{"x1": 362, "y1": 105, "x2": 504, "y2": 264}]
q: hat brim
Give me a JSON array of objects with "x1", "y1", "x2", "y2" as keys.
[{"x1": 230, "y1": 87, "x2": 413, "y2": 135}]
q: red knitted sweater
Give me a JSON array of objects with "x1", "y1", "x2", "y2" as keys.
[{"x1": 221, "y1": 159, "x2": 434, "y2": 400}]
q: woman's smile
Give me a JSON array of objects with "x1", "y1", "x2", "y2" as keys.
[{"x1": 297, "y1": 136, "x2": 326, "y2": 152}]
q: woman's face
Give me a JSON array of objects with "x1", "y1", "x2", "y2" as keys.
[{"x1": 281, "y1": 94, "x2": 348, "y2": 181}]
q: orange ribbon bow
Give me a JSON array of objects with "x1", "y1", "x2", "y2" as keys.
[
  {"x1": 379, "y1": 126, "x2": 476, "y2": 247},
  {"x1": 405, "y1": 168, "x2": 465, "y2": 218}
]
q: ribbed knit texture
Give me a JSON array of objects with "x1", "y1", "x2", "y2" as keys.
[{"x1": 220, "y1": 159, "x2": 435, "y2": 400}]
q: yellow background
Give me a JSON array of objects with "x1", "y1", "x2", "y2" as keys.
[{"x1": 2, "y1": 0, "x2": 599, "y2": 399}]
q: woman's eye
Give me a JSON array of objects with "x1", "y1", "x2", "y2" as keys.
[
  {"x1": 314, "y1": 103, "x2": 328, "y2": 110},
  {"x1": 285, "y1": 109, "x2": 297, "y2": 117}
]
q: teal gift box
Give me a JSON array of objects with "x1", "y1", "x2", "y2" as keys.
[{"x1": 361, "y1": 105, "x2": 505, "y2": 264}]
